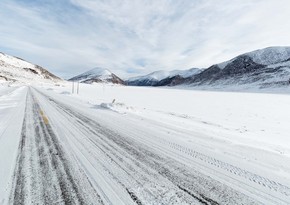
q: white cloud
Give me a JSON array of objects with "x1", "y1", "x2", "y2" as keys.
[{"x1": 0, "y1": 0, "x2": 290, "y2": 78}]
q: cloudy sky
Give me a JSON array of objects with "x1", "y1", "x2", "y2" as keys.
[{"x1": 1, "y1": 0, "x2": 290, "y2": 79}]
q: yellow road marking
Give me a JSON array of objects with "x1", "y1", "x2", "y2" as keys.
[
  {"x1": 39, "y1": 110, "x2": 49, "y2": 125},
  {"x1": 42, "y1": 116, "x2": 49, "y2": 125}
]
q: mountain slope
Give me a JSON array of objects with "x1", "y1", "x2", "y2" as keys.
[
  {"x1": 0, "y1": 52, "x2": 61, "y2": 83},
  {"x1": 187, "y1": 46, "x2": 290, "y2": 88},
  {"x1": 69, "y1": 67, "x2": 124, "y2": 84},
  {"x1": 217, "y1": 46, "x2": 290, "y2": 69},
  {"x1": 127, "y1": 46, "x2": 290, "y2": 89},
  {"x1": 126, "y1": 68, "x2": 201, "y2": 86}
]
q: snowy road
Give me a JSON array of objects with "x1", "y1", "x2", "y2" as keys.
[
  {"x1": 9, "y1": 88, "x2": 103, "y2": 204},
  {"x1": 2, "y1": 86, "x2": 290, "y2": 204}
]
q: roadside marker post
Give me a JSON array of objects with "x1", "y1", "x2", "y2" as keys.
[{"x1": 72, "y1": 81, "x2": 80, "y2": 94}]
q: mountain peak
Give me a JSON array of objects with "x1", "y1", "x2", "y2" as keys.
[
  {"x1": 69, "y1": 67, "x2": 124, "y2": 84},
  {"x1": 83, "y1": 67, "x2": 112, "y2": 77}
]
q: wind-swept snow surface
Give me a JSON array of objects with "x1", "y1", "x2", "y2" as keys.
[{"x1": 1, "y1": 83, "x2": 290, "y2": 204}]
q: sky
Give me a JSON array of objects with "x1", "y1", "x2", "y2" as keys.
[{"x1": 1, "y1": 0, "x2": 290, "y2": 79}]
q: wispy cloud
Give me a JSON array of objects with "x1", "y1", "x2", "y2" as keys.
[{"x1": 0, "y1": 0, "x2": 290, "y2": 78}]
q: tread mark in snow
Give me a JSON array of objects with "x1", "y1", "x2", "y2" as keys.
[
  {"x1": 177, "y1": 185, "x2": 211, "y2": 205},
  {"x1": 126, "y1": 188, "x2": 143, "y2": 205}
]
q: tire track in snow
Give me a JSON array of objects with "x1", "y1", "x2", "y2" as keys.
[
  {"x1": 10, "y1": 103, "x2": 27, "y2": 204},
  {"x1": 134, "y1": 128, "x2": 290, "y2": 198},
  {"x1": 9, "y1": 88, "x2": 103, "y2": 205},
  {"x1": 164, "y1": 140, "x2": 290, "y2": 196}
]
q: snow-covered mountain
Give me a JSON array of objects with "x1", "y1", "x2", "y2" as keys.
[
  {"x1": 126, "y1": 68, "x2": 201, "y2": 86},
  {"x1": 0, "y1": 52, "x2": 61, "y2": 83},
  {"x1": 69, "y1": 67, "x2": 124, "y2": 84},
  {"x1": 187, "y1": 46, "x2": 290, "y2": 88},
  {"x1": 127, "y1": 46, "x2": 290, "y2": 89}
]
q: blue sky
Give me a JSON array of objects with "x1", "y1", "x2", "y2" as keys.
[{"x1": 1, "y1": 0, "x2": 290, "y2": 79}]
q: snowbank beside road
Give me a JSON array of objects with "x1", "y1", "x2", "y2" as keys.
[{"x1": 0, "y1": 87, "x2": 27, "y2": 204}]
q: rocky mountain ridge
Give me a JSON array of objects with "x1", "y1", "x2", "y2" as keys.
[
  {"x1": 126, "y1": 46, "x2": 290, "y2": 89},
  {"x1": 0, "y1": 52, "x2": 61, "y2": 83}
]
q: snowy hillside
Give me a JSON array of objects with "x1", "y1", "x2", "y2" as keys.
[
  {"x1": 187, "y1": 46, "x2": 290, "y2": 89},
  {"x1": 69, "y1": 67, "x2": 124, "y2": 84},
  {"x1": 0, "y1": 52, "x2": 61, "y2": 84},
  {"x1": 126, "y1": 68, "x2": 201, "y2": 86},
  {"x1": 217, "y1": 46, "x2": 290, "y2": 69},
  {"x1": 126, "y1": 47, "x2": 290, "y2": 89}
]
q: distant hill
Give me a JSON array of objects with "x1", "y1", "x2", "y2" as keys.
[
  {"x1": 69, "y1": 67, "x2": 124, "y2": 84},
  {"x1": 126, "y1": 46, "x2": 290, "y2": 89},
  {"x1": 186, "y1": 46, "x2": 290, "y2": 88},
  {"x1": 0, "y1": 52, "x2": 61, "y2": 83},
  {"x1": 126, "y1": 68, "x2": 201, "y2": 86}
]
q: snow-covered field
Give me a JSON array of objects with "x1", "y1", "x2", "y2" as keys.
[
  {"x1": 51, "y1": 83, "x2": 290, "y2": 155},
  {"x1": 1, "y1": 83, "x2": 290, "y2": 204}
]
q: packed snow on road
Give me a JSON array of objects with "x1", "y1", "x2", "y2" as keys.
[{"x1": 0, "y1": 83, "x2": 290, "y2": 204}]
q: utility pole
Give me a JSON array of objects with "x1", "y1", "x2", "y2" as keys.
[
  {"x1": 72, "y1": 81, "x2": 74, "y2": 94},
  {"x1": 77, "y1": 81, "x2": 79, "y2": 94}
]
